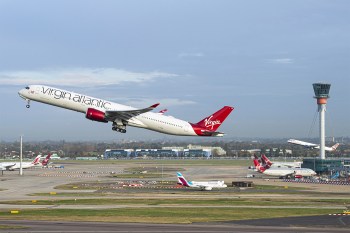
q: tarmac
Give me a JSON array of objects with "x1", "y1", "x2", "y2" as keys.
[{"x1": 0, "y1": 160, "x2": 350, "y2": 232}]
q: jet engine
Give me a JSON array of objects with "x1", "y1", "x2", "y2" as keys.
[{"x1": 85, "y1": 108, "x2": 108, "y2": 123}]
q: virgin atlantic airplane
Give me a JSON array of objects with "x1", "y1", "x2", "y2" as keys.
[{"x1": 18, "y1": 85, "x2": 233, "y2": 136}]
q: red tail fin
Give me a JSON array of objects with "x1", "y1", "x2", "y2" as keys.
[
  {"x1": 31, "y1": 155, "x2": 41, "y2": 165},
  {"x1": 42, "y1": 153, "x2": 51, "y2": 166},
  {"x1": 253, "y1": 159, "x2": 266, "y2": 173},
  {"x1": 331, "y1": 143, "x2": 340, "y2": 151},
  {"x1": 261, "y1": 154, "x2": 272, "y2": 168},
  {"x1": 195, "y1": 106, "x2": 233, "y2": 131}
]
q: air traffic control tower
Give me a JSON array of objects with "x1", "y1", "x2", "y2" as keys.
[{"x1": 313, "y1": 83, "x2": 331, "y2": 160}]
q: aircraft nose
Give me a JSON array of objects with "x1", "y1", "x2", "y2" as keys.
[
  {"x1": 18, "y1": 86, "x2": 29, "y2": 99},
  {"x1": 18, "y1": 89, "x2": 25, "y2": 97}
]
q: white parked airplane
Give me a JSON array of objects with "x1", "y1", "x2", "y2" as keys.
[
  {"x1": 287, "y1": 139, "x2": 339, "y2": 151},
  {"x1": 253, "y1": 159, "x2": 316, "y2": 178},
  {"x1": 18, "y1": 85, "x2": 233, "y2": 136},
  {"x1": 176, "y1": 172, "x2": 227, "y2": 191},
  {"x1": 0, "y1": 155, "x2": 41, "y2": 171}
]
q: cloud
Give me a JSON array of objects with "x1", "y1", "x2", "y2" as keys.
[
  {"x1": 266, "y1": 58, "x2": 294, "y2": 64},
  {"x1": 178, "y1": 52, "x2": 204, "y2": 58},
  {"x1": 0, "y1": 68, "x2": 178, "y2": 87}
]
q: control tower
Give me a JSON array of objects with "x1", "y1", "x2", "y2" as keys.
[{"x1": 312, "y1": 83, "x2": 331, "y2": 159}]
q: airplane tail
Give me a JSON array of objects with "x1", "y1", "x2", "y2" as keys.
[
  {"x1": 261, "y1": 154, "x2": 273, "y2": 169},
  {"x1": 177, "y1": 172, "x2": 191, "y2": 187},
  {"x1": 331, "y1": 143, "x2": 340, "y2": 151},
  {"x1": 31, "y1": 155, "x2": 42, "y2": 165},
  {"x1": 253, "y1": 159, "x2": 266, "y2": 173},
  {"x1": 193, "y1": 106, "x2": 234, "y2": 133},
  {"x1": 41, "y1": 153, "x2": 52, "y2": 166}
]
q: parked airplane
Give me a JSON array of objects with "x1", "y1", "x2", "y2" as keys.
[
  {"x1": 176, "y1": 172, "x2": 227, "y2": 191},
  {"x1": 287, "y1": 139, "x2": 339, "y2": 151},
  {"x1": 18, "y1": 85, "x2": 233, "y2": 136},
  {"x1": 253, "y1": 159, "x2": 316, "y2": 178},
  {"x1": 0, "y1": 155, "x2": 41, "y2": 171},
  {"x1": 260, "y1": 154, "x2": 302, "y2": 169}
]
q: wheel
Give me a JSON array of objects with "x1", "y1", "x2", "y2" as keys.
[{"x1": 26, "y1": 105, "x2": 30, "y2": 108}]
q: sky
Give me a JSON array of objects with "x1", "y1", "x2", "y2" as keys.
[{"x1": 0, "y1": 0, "x2": 349, "y2": 141}]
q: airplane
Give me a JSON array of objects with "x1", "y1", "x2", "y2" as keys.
[
  {"x1": 287, "y1": 139, "x2": 340, "y2": 152},
  {"x1": 253, "y1": 159, "x2": 316, "y2": 178},
  {"x1": 259, "y1": 154, "x2": 302, "y2": 169},
  {"x1": 176, "y1": 172, "x2": 227, "y2": 190},
  {"x1": 18, "y1": 85, "x2": 233, "y2": 137},
  {"x1": 0, "y1": 155, "x2": 42, "y2": 171}
]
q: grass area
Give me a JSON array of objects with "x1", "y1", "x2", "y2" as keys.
[
  {"x1": 0, "y1": 207, "x2": 340, "y2": 223},
  {"x1": 2, "y1": 198, "x2": 349, "y2": 207},
  {"x1": 0, "y1": 225, "x2": 27, "y2": 229}
]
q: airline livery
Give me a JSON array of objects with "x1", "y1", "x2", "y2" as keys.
[
  {"x1": 253, "y1": 157, "x2": 316, "y2": 178},
  {"x1": 176, "y1": 172, "x2": 227, "y2": 191},
  {"x1": 0, "y1": 155, "x2": 41, "y2": 171},
  {"x1": 255, "y1": 154, "x2": 302, "y2": 169},
  {"x1": 18, "y1": 85, "x2": 233, "y2": 136}
]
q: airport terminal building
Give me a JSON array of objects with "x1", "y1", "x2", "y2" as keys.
[{"x1": 103, "y1": 146, "x2": 221, "y2": 159}]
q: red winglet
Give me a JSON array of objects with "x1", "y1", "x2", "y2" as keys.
[{"x1": 150, "y1": 103, "x2": 160, "y2": 108}]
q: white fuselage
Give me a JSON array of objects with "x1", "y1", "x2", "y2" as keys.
[
  {"x1": 0, "y1": 161, "x2": 36, "y2": 170},
  {"x1": 288, "y1": 139, "x2": 335, "y2": 151},
  {"x1": 19, "y1": 85, "x2": 198, "y2": 136},
  {"x1": 260, "y1": 167, "x2": 316, "y2": 177},
  {"x1": 269, "y1": 161, "x2": 302, "y2": 169},
  {"x1": 191, "y1": 181, "x2": 227, "y2": 188}
]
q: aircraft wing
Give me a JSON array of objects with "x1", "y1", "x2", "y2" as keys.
[
  {"x1": 105, "y1": 103, "x2": 159, "y2": 122},
  {"x1": 198, "y1": 185, "x2": 212, "y2": 191},
  {"x1": 0, "y1": 163, "x2": 16, "y2": 171},
  {"x1": 288, "y1": 139, "x2": 317, "y2": 148}
]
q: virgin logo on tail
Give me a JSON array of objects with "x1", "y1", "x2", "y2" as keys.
[
  {"x1": 204, "y1": 116, "x2": 221, "y2": 130},
  {"x1": 194, "y1": 106, "x2": 234, "y2": 133}
]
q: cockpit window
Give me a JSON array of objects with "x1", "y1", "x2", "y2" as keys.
[{"x1": 25, "y1": 86, "x2": 30, "y2": 90}]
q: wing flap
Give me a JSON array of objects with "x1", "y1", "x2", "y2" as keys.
[{"x1": 105, "y1": 103, "x2": 159, "y2": 122}]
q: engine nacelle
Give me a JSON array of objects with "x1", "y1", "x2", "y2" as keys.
[{"x1": 85, "y1": 108, "x2": 108, "y2": 123}]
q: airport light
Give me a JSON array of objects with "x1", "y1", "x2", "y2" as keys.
[{"x1": 312, "y1": 83, "x2": 331, "y2": 160}]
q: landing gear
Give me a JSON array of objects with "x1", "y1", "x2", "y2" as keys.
[
  {"x1": 112, "y1": 122, "x2": 127, "y2": 133},
  {"x1": 25, "y1": 99, "x2": 30, "y2": 108}
]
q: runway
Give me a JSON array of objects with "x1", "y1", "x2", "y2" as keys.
[{"x1": 0, "y1": 217, "x2": 349, "y2": 233}]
